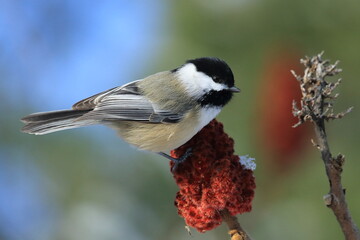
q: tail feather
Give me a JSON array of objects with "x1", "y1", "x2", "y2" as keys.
[{"x1": 21, "y1": 109, "x2": 97, "y2": 135}]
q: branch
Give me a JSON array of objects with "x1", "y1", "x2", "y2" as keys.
[
  {"x1": 292, "y1": 52, "x2": 360, "y2": 240},
  {"x1": 220, "y1": 209, "x2": 252, "y2": 240}
]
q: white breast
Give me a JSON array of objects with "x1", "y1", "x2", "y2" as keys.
[{"x1": 195, "y1": 107, "x2": 222, "y2": 133}]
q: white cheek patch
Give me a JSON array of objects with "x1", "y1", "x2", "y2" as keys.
[{"x1": 177, "y1": 63, "x2": 227, "y2": 97}]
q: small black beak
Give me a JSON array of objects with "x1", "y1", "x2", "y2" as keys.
[{"x1": 229, "y1": 86, "x2": 241, "y2": 93}]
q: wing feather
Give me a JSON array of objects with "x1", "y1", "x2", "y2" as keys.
[
  {"x1": 75, "y1": 80, "x2": 183, "y2": 123},
  {"x1": 72, "y1": 80, "x2": 141, "y2": 110}
]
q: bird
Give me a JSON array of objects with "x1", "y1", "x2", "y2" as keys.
[{"x1": 21, "y1": 57, "x2": 240, "y2": 164}]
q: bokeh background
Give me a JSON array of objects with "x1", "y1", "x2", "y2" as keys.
[{"x1": 1, "y1": 0, "x2": 359, "y2": 239}]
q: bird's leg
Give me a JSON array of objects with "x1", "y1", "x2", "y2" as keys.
[{"x1": 158, "y1": 148, "x2": 192, "y2": 171}]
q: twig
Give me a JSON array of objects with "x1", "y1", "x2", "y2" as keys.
[
  {"x1": 292, "y1": 52, "x2": 360, "y2": 240},
  {"x1": 220, "y1": 209, "x2": 252, "y2": 240}
]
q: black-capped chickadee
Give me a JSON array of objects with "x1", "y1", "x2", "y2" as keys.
[{"x1": 21, "y1": 57, "x2": 240, "y2": 163}]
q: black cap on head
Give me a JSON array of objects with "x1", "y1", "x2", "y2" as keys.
[{"x1": 186, "y1": 57, "x2": 235, "y2": 87}]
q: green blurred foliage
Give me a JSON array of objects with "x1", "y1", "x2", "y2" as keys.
[{"x1": 2, "y1": 0, "x2": 360, "y2": 239}]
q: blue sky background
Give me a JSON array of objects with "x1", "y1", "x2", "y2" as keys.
[{"x1": 0, "y1": 0, "x2": 165, "y2": 109}]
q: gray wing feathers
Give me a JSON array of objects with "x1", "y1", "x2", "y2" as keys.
[
  {"x1": 72, "y1": 87, "x2": 118, "y2": 110},
  {"x1": 72, "y1": 80, "x2": 142, "y2": 110},
  {"x1": 21, "y1": 79, "x2": 184, "y2": 135},
  {"x1": 77, "y1": 80, "x2": 183, "y2": 123},
  {"x1": 80, "y1": 94, "x2": 183, "y2": 123}
]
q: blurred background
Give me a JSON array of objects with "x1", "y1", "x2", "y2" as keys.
[{"x1": 1, "y1": 0, "x2": 359, "y2": 239}]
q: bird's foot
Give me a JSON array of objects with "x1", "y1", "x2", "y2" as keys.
[{"x1": 158, "y1": 148, "x2": 192, "y2": 172}]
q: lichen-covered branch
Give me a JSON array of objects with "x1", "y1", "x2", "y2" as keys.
[{"x1": 292, "y1": 52, "x2": 359, "y2": 240}]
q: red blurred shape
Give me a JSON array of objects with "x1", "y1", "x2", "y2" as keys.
[{"x1": 258, "y1": 49, "x2": 309, "y2": 171}]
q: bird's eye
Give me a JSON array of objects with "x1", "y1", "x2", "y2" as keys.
[{"x1": 212, "y1": 76, "x2": 220, "y2": 82}]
